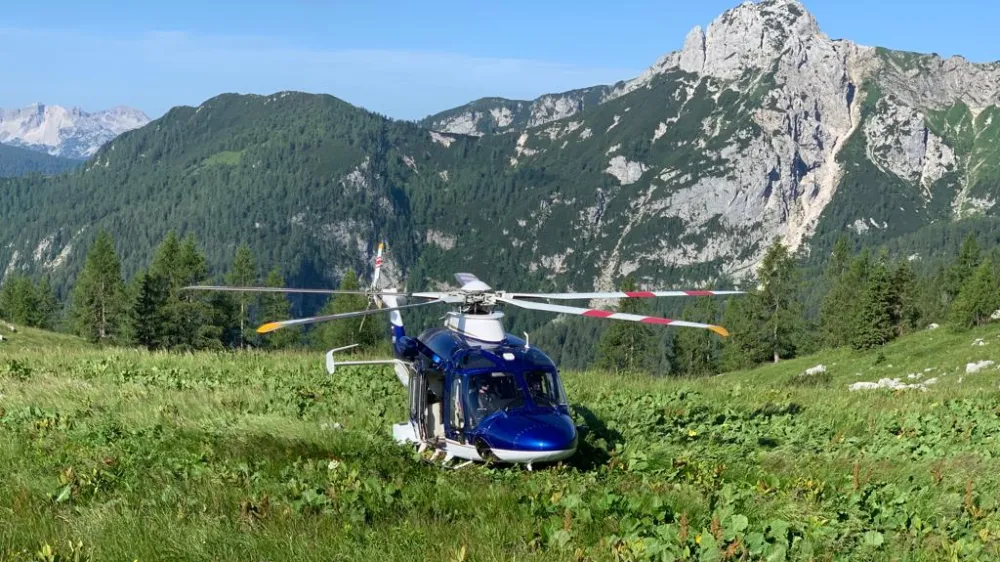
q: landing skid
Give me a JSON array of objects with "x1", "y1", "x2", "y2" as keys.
[{"x1": 395, "y1": 422, "x2": 478, "y2": 469}]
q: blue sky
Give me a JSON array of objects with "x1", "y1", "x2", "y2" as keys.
[{"x1": 3, "y1": 0, "x2": 997, "y2": 120}]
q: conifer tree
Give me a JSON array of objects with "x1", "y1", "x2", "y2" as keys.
[
  {"x1": 226, "y1": 244, "x2": 258, "y2": 348},
  {"x1": 150, "y1": 231, "x2": 182, "y2": 287},
  {"x1": 0, "y1": 275, "x2": 40, "y2": 327},
  {"x1": 851, "y1": 254, "x2": 894, "y2": 350},
  {"x1": 146, "y1": 232, "x2": 183, "y2": 348},
  {"x1": 131, "y1": 270, "x2": 170, "y2": 349},
  {"x1": 311, "y1": 269, "x2": 382, "y2": 351},
  {"x1": 756, "y1": 240, "x2": 803, "y2": 363},
  {"x1": 945, "y1": 233, "x2": 981, "y2": 302},
  {"x1": 889, "y1": 259, "x2": 920, "y2": 336},
  {"x1": 136, "y1": 232, "x2": 227, "y2": 350},
  {"x1": 820, "y1": 236, "x2": 856, "y2": 348},
  {"x1": 673, "y1": 297, "x2": 721, "y2": 376},
  {"x1": 71, "y1": 230, "x2": 127, "y2": 342},
  {"x1": 175, "y1": 234, "x2": 225, "y2": 350},
  {"x1": 259, "y1": 267, "x2": 301, "y2": 348},
  {"x1": 950, "y1": 259, "x2": 999, "y2": 329},
  {"x1": 720, "y1": 293, "x2": 767, "y2": 371},
  {"x1": 35, "y1": 276, "x2": 59, "y2": 330},
  {"x1": 595, "y1": 277, "x2": 657, "y2": 374}
]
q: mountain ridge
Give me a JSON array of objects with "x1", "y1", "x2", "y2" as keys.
[{"x1": 1, "y1": 0, "x2": 998, "y2": 313}]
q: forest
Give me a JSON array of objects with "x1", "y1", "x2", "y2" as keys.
[{"x1": 3, "y1": 227, "x2": 997, "y2": 376}]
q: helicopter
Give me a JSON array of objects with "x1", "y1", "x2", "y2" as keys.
[{"x1": 187, "y1": 243, "x2": 742, "y2": 470}]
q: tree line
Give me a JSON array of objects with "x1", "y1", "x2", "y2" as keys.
[
  {"x1": 595, "y1": 234, "x2": 1000, "y2": 376},
  {"x1": 0, "y1": 229, "x2": 383, "y2": 352},
  {"x1": 2, "y1": 230, "x2": 998, "y2": 373}
]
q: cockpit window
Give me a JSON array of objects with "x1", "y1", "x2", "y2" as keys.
[
  {"x1": 524, "y1": 370, "x2": 566, "y2": 407},
  {"x1": 466, "y1": 372, "x2": 525, "y2": 426}
]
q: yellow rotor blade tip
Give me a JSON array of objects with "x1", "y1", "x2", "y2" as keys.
[
  {"x1": 257, "y1": 322, "x2": 283, "y2": 334},
  {"x1": 709, "y1": 325, "x2": 730, "y2": 338}
]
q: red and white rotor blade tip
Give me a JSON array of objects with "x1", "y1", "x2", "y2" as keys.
[
  {"x1": 497, "y1": 297, "x2": 730, "y2": 337},
  {"x1": 506, "y1": 290, "x2": 744, "y2": 300}
]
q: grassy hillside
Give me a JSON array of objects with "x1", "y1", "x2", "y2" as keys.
[
  {"x1": 2, "y1": 325, "x2": 1000, "y2": 560},
  {"x1": 0, "y1": 324, "x2": 89, "y2": 350}
]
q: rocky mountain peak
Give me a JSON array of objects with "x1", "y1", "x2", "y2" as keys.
[
  {"x1": 674, "y1": 0, "x2": 822, "y2": 79},
  {"x1": 0, "y1": 103, "x2": 150, "y2": 159}
]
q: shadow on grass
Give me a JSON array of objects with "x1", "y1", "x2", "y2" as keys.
[{"x1": 562, "y1": 405, "x2": 624, "y2": 472}]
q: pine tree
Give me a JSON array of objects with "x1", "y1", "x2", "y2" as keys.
[
  {"x1": 595, "y1": 277, "x2": 656, "y2": 374},
  {"x1": 950, "y1": 259, "x2": 999, "y2": 330},
  {"x1": 0, "y1": 275, "x2": 40, "y2": 327},
  {"x1": 851, "y1": 254, "x2": 894, "y2": 350},
  {"x1": 131, "y1": 270, "x2": 170, "y2": 349},
  {"x1": 819, "y1": 237, "x2": 856, "y2": 348},
  {"x1": 946, "y1": 234, "x2": 981, "y2": 302},
  {"x1": 259, "y1": 267, "x2": 301, "y2": 349},
  {"x1": 720, "y1": 294, "x2": 767, "y2": 371},
  {"x1": 311, "y1": 269, "x2": 382, "y2": 351},
  {"x1": 756, "y1": 240, "x2": 803, "y2": 363},
  {"x1": 139, "y1": 232, "x2": 227, "y2": 351},
  {"x1": 150, "y1": 231, "x2": 182, "y2": 288},
  {"x1": 889, "y1": 259, "x2": 920, "y2": 336},
  {"x1": 174, "y1": 235, "x2": 225, "y2": 350},
  {"x1": 147, "y1": 233, "x2": 184, "y2": 348},
  {"x1": 917, "y1": 265, "x2": 949, "y2": 326},
  {"x1": 673, "y1": 297, "x2": 720, "y2": 377},
  {"x1": 71, "y1": 230, "x2": 127, "y2": 342},
  {"x1": 35, "y1": 276, "x2": 59, "y2": 330},
  {"x1": 226, "y1": 244, "x2": 258, "y2": 348}
]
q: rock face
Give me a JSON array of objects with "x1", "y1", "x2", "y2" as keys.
[
  {"x1": 3, "y1": 0, "x2": 1000, "y2": 300},
  {"x1": 0, "y1": 103, "x2": 149, "y2": 159},
  {"x1": 418, "y1": 86, "x2": 612, "y2": 136},
  {"x1": 421, "y1": 0, "x2": 1000, "y2": 285}
]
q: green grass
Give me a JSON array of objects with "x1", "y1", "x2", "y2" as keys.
[
  {"x1": 2, "y1": 325, "x2": 1000, "y2": 560},
  {"x1": 201, "y1": 150, "x2": 245, "y2": 167},
  {"x1": 0, "y1": 325, "x2": 90, "y2": 351}
]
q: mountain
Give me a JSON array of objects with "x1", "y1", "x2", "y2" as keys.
[
  {"x1": 1, "y1": 0, "x2": 999, "y2": 320},
  {"x1": 420, "y1": 0, "x2": 1000, "y2": 279},
  {"x1": 0, "y1": 103, "x2": 150, "y2": 159},
  {"x1": 418, "y1": 86, "x2": 613, "y2": 136},
  {"x1": 0, "y1": 143, "x2": 80, "y2": 177}
]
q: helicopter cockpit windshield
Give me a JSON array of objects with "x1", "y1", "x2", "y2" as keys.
[
  {"x1": 467, "y1": 372, "x2": 525, "y2": 425},
  {"x1": 524, "y1": 370, "x2": 566, "y2": 408}
]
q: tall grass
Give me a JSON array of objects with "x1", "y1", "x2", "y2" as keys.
[{"x1": 1, "y1": 325, "x2": 1000, "y2": 560}]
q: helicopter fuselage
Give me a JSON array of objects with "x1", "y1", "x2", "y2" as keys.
[{"x1": 386, "y1": 319, "x2": 578, "y2": 468}]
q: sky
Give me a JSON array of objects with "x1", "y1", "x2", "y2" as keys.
[{"x1": 3, "y1": 0, "x2": 998, "y2": 120}]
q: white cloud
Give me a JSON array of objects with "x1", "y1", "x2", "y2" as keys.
[{"x1": 0, "y1": 27, "x2": 639, "y2": 119}]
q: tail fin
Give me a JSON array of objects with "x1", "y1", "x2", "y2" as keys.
[
  {"x1": 371, "y1": 242, "x2": 385, "y2": 293},
  {"x1": 371, "y1": 242, "x2": 407, "y2": 343}
]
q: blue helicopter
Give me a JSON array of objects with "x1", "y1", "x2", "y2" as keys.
[{"x1": 190, "y1": 243, "x2": 740, "y2": 469}]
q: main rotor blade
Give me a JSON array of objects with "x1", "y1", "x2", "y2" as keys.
[
  {"x1": 183, "y1": 285, "x2": 441, "y2": 298},
  {"x1": 256, "y1": 299, "x2": 445, "y2": 334},
  {"x1": 497, "y1": 297, "x2": 730, "y2": 337},
  {"x1": 505, "y1": 290, "x2": 744, "y2": 300}
]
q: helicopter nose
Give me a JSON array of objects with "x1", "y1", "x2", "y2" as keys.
[{"x1": 487, "y1": 413, "x2": 577, "y2": 451}]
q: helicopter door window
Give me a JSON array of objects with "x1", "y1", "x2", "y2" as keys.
[
  {"x1": 450, "y1": 377, "x2": 465, "y2": 439},
  {"x1": 424, "y1": 369, "x2": 445, "y2": 440}
]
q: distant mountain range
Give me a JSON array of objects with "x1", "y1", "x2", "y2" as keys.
[
  {"x1": 1, "y1": 0, "x2": 999, "y2": 309},
  {"x1": 0, "y1": 103, "x2": 149, "y2": 159}
]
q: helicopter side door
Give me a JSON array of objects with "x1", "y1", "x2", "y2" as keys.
[
  {"x1": 445, "y1": 373, "x2": 468, "y2": 444},
  {"x1": 408, "y1": 368, "x2": 426, "y2": 442}
]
